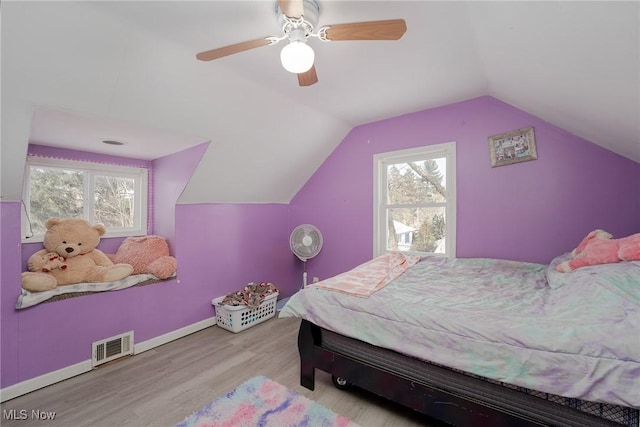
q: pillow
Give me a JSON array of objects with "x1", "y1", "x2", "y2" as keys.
[{"x1": 547, "y1": 254, "x2": 640, "y2": 304}]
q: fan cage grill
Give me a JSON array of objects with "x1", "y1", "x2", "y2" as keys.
[{"x1": 290, "y1": 224, "x2": 323, "y2": 261}]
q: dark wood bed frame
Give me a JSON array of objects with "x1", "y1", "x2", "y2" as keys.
[{"x1": 297, "y1": 319, "x2": 630, "y2": 427}]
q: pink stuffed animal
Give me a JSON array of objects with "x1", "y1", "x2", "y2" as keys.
[
  {"x1": 107, "y1": 235, "x2": 177, "y2": 279},
  {"x1": 556, "y1": 230, "x2": 640, "y2": 272}
]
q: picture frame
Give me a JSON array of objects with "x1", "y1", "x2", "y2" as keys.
[{"x1": 488, "y1": 126, "x2": 537, "y2": 167}]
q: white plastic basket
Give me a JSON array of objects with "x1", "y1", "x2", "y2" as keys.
[{"x1": 212, "y1": 292, "x2": 279, "y2": 333}]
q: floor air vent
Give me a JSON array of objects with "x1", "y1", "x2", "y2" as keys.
[{"x1": 92, "y1": 331, "x2": 134, "y2": 367}]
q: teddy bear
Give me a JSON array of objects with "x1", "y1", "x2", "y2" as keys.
[
  {"x1": 107, "y1": 235, "x2": 177, "y2": 280},
  {"x1": 21, "y1": 218, "x2": 134, "y2": 292},
  {"x1": 556, "y1": 229, "x2": 640, "y2": 272}
]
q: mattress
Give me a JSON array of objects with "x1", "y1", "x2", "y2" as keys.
[{"x1": 280, "y1": 254, "x2": 640, "y2": 408}]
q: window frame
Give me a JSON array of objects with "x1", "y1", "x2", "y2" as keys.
[
  {"x1": 373, "y1": 142, "x2": 456, "y2": 258},
  {"x1": 22, "y1": 156, "x2": 148, "y2": 243}
]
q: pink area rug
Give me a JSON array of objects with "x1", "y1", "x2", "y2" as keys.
[{"x1": 175, "y1": 376, "x2": 361, "y2": 427}]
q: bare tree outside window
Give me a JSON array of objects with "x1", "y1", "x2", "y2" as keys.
[
  {"x1": 385, "y1": 158, "x2": 447, "y2": 254},
  {"x1": 28, "y1": 166, "x2": 84, "y2": 235},
  {"x1": 23, "y1": 159, "x2": 147, "y2": 240},
  {"x1": 94, "y1": 176, "x2": 135, "y2": 228}
]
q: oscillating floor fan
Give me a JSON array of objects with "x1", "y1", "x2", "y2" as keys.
[{"x1": 290, "y1": 224, "x2": 323, "y2": 288}]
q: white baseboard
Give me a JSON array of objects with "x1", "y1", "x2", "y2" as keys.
[
  {"x1": 134, "y1": 316, "x2": 216, "y2": 354},
  {"x1": 0, "y1": 360, "x2": 93, "y2": 403},
  {"x1": 0, "y1": 316, "x2": 216, "y2": 403}
]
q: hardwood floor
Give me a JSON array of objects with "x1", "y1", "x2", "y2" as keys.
[{"x1": 1, "y1": 316, "x2": 448, "y2": 427}]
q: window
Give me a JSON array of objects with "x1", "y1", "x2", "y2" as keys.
[
  {"x1": 373, "y1": 142, "x2": 456, "y2": 258},
  {"x1": 22, "y1": 157, "x2": 148, "y2": 241}
]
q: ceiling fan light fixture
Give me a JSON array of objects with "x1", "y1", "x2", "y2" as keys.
[
  {"x1": 280, "y1": 26, "x2": 314, "y2": 74},
  {"x1": 280, "y1": 41, "x2": 314, "y2": 73}
]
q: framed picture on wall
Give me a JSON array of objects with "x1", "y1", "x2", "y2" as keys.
[{"x1": 488, "y1": 126, "x2": 537, "y2": 167}]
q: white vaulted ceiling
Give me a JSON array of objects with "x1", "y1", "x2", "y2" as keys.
[{"x1": 1, "y1": 1, "x2": 638, "y2": 203}]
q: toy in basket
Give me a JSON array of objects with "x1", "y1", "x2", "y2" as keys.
[{"x1": 212, "y1": 282, "x2": 279, "y2": 333}]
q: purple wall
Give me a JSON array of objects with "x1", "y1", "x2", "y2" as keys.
[
  {"x1": 174, "y1": 203, "x2": 299, "y2": 303},
  {"x1": 1, "y1": 202, "x2": 23, "y2": 387},
  {"x1": 1, "y1": 144, "x2": 185, "y2": 389},
  {"x1": 152, "y1": 142, "x2": 210, "y2": 249},
  {"x1": 1, "y1": 145, "x2": 298, "y2": 389},
  {"x1": 3, "y1": 95, "x2": 639, "y2": 392},
  {"x1": 290, "y1": 96, "x2": 640, "y2": 281}
]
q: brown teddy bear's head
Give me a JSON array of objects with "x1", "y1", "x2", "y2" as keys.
[{"x1": 43, "y1": 218, "x2": 106, "y2": 259}]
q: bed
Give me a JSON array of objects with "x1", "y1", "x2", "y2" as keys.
[{"x1": 279, "y1": 253, "x2": 640, "y2": 427}]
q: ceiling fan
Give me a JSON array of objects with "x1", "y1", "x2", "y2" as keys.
[{"x1": 196, "y1": 0, "x2": 407, "y2": 87}]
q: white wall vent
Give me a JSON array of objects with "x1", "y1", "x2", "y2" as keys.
[{"x1": 92, "y1": 331, "x2": 134, "y2": 368}]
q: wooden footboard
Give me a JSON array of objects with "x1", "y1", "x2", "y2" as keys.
[{"x1": 297, "y1": 320, "x2": 629, "y2": 427}]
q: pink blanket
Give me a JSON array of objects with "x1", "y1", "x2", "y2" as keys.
[{"x1": 310, "y1": 252, "x2": 421, "y2": 297}]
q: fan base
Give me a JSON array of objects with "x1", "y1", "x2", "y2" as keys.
[{"x1": 275, "y1": 0, "x2": 320, "y2": 31}]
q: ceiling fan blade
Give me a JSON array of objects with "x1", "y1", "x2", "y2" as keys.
[
  {"x1": 323, "y1": 19, "x2": 407, "y2": 41},
  {"x1": 196, "y1": 38, "x2": 272, "y2": 61},
  {"x1": 278, "y1": 0, "x2": 304, "y2": 19},
  {"x1": 298, "y1": 65, "x2": 318, "y2": 87}
]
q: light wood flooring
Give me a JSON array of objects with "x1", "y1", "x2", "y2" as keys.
[{"x1": 1, "y1": 316, "x2": 448, "y2": 427}]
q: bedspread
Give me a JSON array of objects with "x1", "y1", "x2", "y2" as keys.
[{"x1": 280, "y1": 255, "x2": 640, "y2": 408}]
